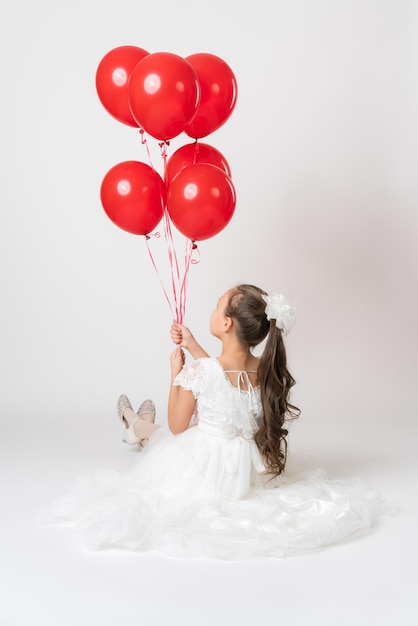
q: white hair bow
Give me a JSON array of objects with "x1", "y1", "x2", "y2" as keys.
[{"x1": 261, "y1": 293, "x2": 296, "y2": 336}]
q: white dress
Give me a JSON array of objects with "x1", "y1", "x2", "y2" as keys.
[{"x1": 45, "y1": 358, "x2": 393, "y2": 559}]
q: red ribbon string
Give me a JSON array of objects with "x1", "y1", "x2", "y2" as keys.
[
  {"x1": 142, "y1": 140, "x2": 197, "y2": 323},
  {"x1": 178, "y1": 239, "x2": 193, "y2": 324},
  {"x1": 139, "y1": 128, "x2": 154, "y2": 169},
  {"x1": 146, "y1": 226, "x2": 196, "y2": 324},
  {"x1": 164, "y1": 209, "x2": 181, "y2": 322},
  {"x1": 191, "y1": 242, "x2": 200, "y2": 265},
  {"x1": 193, "y1": 139, "x2": 199, "y2": 164},
  {"x1": 159, "y1": 141, "x2": 170, "y2": 161},
  {"x1": 145, "y1": 234, "x2": 175, "y2": 320}
]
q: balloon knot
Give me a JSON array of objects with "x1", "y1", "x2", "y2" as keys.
[
  {"x1": 146, "y1": 231, "x2": 161, "y2": 240},
  {"x1": 159, "y1": 141, "x2": 170, "y2": 157}
]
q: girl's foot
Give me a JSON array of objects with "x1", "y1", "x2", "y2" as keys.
[
  {"x1": 137, "y1": 399, "x2": 156, "y2": 423},
  {"x1": 117, "y1": 394, "x2": 134, "y2": 428},
  {"x1": 135, "y1": 399, "x2": 157, "y2": 447},
  {"x1": 119, "y1": 399, "x2": 159, "y2": 449}
]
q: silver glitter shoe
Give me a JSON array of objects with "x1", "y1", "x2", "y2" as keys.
[
  {"x1": 117, "y1": 395, "x2": 158, "y2": 447},
  {"x1": 137, "y1": 399, "x2": 156, "y2": 423},
  {"x1": 117, "y1": 394, "x2": 137, "y2": 445},
  {"x1": 117, "y1": 394, "x2": 133, "y2": 421}
]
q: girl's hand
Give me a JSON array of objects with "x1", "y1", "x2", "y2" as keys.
[
  {"x1": 170, "y1": 346, "x2": 185, "y2": 378},
  {"x1": 170, "y1": 323, "x2": 194, "y2": 349},
  {"x1": 170, "y1": 322, "x2": 210, "y2": 360}
]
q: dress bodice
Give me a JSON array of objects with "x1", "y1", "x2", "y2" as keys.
[{"x1": 174, "y1": 357, "x2": 263, "y2": 439}]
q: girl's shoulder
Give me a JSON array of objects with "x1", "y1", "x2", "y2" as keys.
[
  {"x1": 185, "y1": 356, "x2": 216, "y2": 371},
  {"x1": 187, "y1": 356, "x2": 222, "y2": 380},
  {"x1": 174, "y1": 357, "x2": 218, "y2": 394}
]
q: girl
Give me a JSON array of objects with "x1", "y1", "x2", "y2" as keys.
[{"x1": 47, "y1": 284, "x2": 390, "y2": 558}]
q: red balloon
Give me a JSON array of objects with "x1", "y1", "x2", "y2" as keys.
[
  {"x1": 101, "y1": 161, "x2": 165, "y2": 235},
  {"x1": 167, "y1": 163, "x2": 236, "y2": 241},
  {"x1": 166, "y1": 142, "x2": 231, "y2": 184},
  {"x1": 128, "y1": 52, "x2": 200, "y2": 141},
  {"x1": 184, "y1": 53, "x2": 238, "y2": 139},
  {"x1": 96, "y1": 46, "x2": 149, "y2": 127}
]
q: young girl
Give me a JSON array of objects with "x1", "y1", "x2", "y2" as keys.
[{"x1": 47, "y1": 284, "x2": 390, "y2": 558}]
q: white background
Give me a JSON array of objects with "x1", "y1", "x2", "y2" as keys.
[{"x1": 1, "y1": 1, "x2": 417, "y2": 625}]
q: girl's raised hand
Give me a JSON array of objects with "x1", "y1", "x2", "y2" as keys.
[
  {"x1": 170, "y1": 322, "x2": 194, "y2": 349},
  {"x1": 170, "y1": 323, "x2": 209, "y2": 360}
]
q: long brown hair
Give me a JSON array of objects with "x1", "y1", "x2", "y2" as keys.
[{"x1": 224, "y1": 284, "x2": 300, "y2": 476}]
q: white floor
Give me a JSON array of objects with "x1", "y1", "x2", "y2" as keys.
[{"x1": 1, "y1": 407, "x2": 417, "y2": 626}]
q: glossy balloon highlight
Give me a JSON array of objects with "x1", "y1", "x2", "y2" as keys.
[
  {"x1": 167, "y1": 163, "x2": 236, "y2": 241},
  {"x1": 128, "y1": 52, "x2": 200, "y2": 140},
  {"x1": 101, "y1": 161, "x2": 165, "y2": 235},
  {"x1": 96, "y1": 45, "x2": 149, "y2": 126}
]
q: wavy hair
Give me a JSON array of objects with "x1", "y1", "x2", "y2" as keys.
[{"x1": 224, "y1": 284, "x2": 300, "y2": 476}]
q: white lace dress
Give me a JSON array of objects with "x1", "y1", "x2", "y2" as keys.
[{"x1": 45, "y1": 358, "x2": 392, "y2": 559}]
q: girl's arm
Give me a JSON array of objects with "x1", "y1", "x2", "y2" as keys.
[
  {"x1": 170, "y1": 323, "x2": 209, "y2": 359},
  {"x1": 168, "y1": 347, "x2": 196, "y2": 434}
]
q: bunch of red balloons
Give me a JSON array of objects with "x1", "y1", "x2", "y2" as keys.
[{"x1": 97, "y1": 45, "x2": 238, "y2": 242}]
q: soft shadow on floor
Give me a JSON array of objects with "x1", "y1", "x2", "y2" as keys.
[{"x1": 0, "y1": 413, "x2": 416, "y2": 626}]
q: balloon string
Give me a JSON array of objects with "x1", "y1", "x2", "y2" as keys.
[
  {"x1": 163, "y1": 210, "x2": 181, "y2": 322},
  {"x1": 145, "y1": 235, "x2": 175, "y2": 320},
  {"x1": 143, "y1": 141, "x2": 198, "y2": 324},
  {"x1": 145, "y1": 227, "x2": 199, "y2": 323},
  {"x1": 193, "y1": 139, "x2": 199, "y2": 164},
  {"x1": 179, "y1": 240, "x2": 192, "y2": 324},
  {"x1": 159, "y1": 141, "x2": 170, "y2": 162},
  {"x1": 160, "y1": 143, "x2": 183, "y2": 323},
  {"x1": 139, "y1": 129, "x2": 154, "y2": 169},
  {"x1": 191, "y1": 243, "x2": 201, "y2": 265},
  {"x1": 178, "y1": 240, "x2": 198, "y2": 324}
]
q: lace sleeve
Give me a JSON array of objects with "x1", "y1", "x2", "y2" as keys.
[{"x1": 173, "y1": 358, "x2": 209, "y2": 398}]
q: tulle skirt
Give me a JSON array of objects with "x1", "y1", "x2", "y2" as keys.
[{"x1": 42, "y1": 426, "x2": 394, "y2": 559}]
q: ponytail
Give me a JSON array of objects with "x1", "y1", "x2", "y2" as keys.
[
  {"x1": 255, "y1": 322, "x2": 300, "y2": 477},
  {"x1": 225, "y1": 284, "x2": 300, "y2": 477}
]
